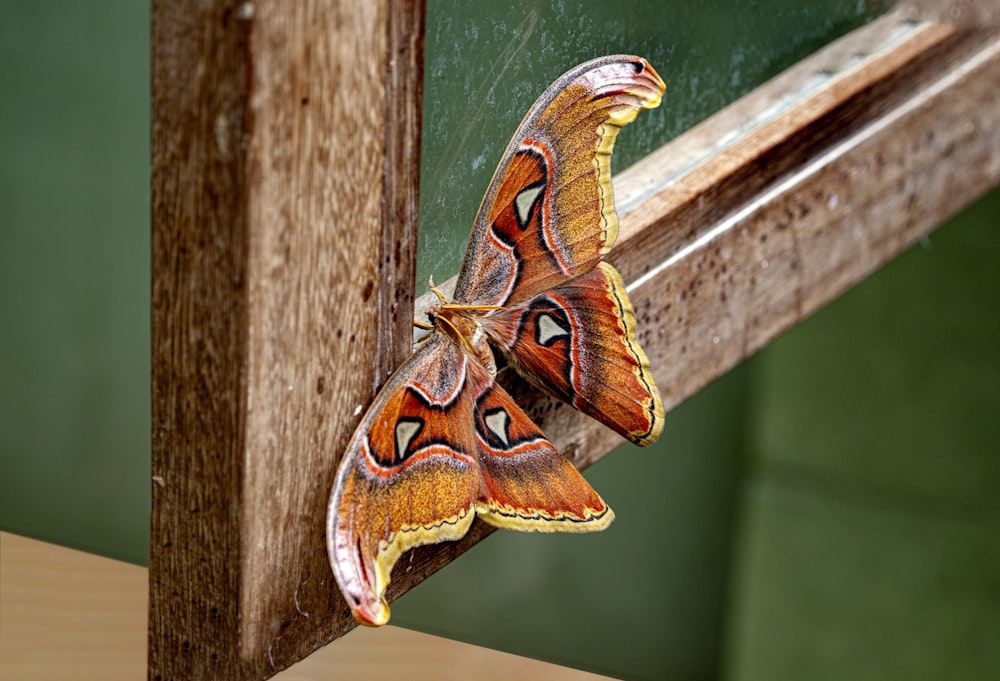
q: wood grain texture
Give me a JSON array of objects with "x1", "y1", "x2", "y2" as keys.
[
  {"x1": 150, "y1": 0, "x2": 423, "y2": 678},
  {"x1": 377, "y1": 0, "x2": 426, "y2": 389},
  {"x1": 397, "y1": 8, "x2": 1000, "y2": 612},
  {"x1": 2, "y1": 532, "x2": 611, "y2": 681},
  {"x1": 609, "y1": 13, "x2": 1000, "y2": 439},
  {"x1": 150, "y1": 1, "x2": 250, "y2": 678}
]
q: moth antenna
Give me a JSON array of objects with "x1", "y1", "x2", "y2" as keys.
[
  {"x1": 428, "y1": 275, "x2": 449, "y2": 304},
  {"x1": 413, "y1": 320, "x2": 434, "y2": 330},
  {"x1": 439, "y1": 303, "x2": 503, "y2": 313}
]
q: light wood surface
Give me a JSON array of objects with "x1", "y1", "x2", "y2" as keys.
[{"x1": 0, "y1": 532, "x2": 613, "y2": 681}]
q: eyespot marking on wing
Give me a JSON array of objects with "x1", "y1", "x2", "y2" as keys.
[
  {"x1": 514, "y1": 183, "x2": 545, "y2": 229},
  {"x1": 536, "y1": 312, "x2": 570, "y2": 346},
  {"x1": 483, "y1": 408, "x2": 510, "y2": 447},
  {"x1": 394, "y1": 418, "x2": 423, "y2": 462}
]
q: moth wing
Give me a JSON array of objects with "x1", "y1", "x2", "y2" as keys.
[
  {"x1": 327, "y1": 334, "x2": 480, "y2": 626},
  {"x1": 482, "y1": 262, "x2": 664, "y2": 446},
  {"x1": 466, "y1": 358, "x2": 613, "y2": 531},
  {"x1": 453, "y1": 55, "x2": 665, "y2": 307}
]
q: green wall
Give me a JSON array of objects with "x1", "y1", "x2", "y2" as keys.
[
  {"x1": 1, "y1": 2, "x2": 151, "y2": 562},
  {"x1": 726, "y1": 190, "x2": 1000, "y2": 681}
]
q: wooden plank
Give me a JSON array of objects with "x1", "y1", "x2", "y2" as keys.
[
  {"x1": 377, "y1": 0, "x2": 426, "y2": 389},
  {"x1": 1, "y1": 532, "x2": 611, "y2": 681},
  {"x1": 149, "y1": 0, "x2": 423, "y2": 678},
  {"x1": 396, "y1": 8, "x2": 1000, "y2": 612},
  {"x1": 607, "y1": 15, "x2": 1000, "y2": 446},
  {"x1": 2, "y1": 532, "x2": 147, "y2": 679}
]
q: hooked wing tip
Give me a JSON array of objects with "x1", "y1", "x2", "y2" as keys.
[
  {"x1": 349, "y1": 593, "x2": 390, "y2": 627},
  {"x1": 331, "y1": 535, "x2": 392, "y2": 627}
]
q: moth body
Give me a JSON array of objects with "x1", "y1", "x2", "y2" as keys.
[{"x1": 428, "y1": 303, "x2": 498, "y2": 376}]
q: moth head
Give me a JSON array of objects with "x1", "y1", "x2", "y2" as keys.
[{"x1": 425, "y1": 304, "x2": 440, "y2": 325}]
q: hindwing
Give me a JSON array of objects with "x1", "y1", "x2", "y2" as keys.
[{"x1": 482, "y1": 262, "x2": 664, "y2": 446}]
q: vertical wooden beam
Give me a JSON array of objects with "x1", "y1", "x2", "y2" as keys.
[{"x1": 150, "y1": 1, "x2": 423, "y2": 678}]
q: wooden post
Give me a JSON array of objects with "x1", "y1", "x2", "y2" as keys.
[{"x1": 150, "y1": 0, "x2": 424, "y2": 678}]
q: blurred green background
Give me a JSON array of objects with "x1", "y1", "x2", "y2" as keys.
[
  {"x1": 1, "y1": 2, "x2": 150, "y2": 561},
  {"x1": 2, "y1": 1, "x2": 998, "y2": 680}
]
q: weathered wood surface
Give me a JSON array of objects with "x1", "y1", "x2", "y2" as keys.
[
  {"x1": 401, "y1": 6, "x2": 1000, "y2": 617},
  {"x1": 605, "y1": 12, "x2": 1000, "y2": 453},
  {"x1": 150, "y1": 0, "x2": 423, "y2": 678}
]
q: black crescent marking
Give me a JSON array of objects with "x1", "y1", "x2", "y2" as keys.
[
  {"x1": 474, "y1": 386, "x2": 545, "y2": 452},
  {"x1": 509, "y1": 298, "x2": 576, "y2": 403}
]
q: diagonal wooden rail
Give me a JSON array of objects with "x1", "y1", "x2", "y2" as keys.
[{"x1": 150, "y1": 2, "x2": 1000, "y2": 679}]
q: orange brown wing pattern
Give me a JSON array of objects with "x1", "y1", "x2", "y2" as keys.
[
  {"x1": 328, "y1": 334, "x2": 613, "y2": 626},
  {"x1": 466, "y1": 357, "x2": 613, "y2": 531},
  {"x1": 482, "y1": 262, "x2": 663, "y2": 446},
  {"x1": 453, "y1": 56, "x2": 665, "y2": 307},
  {"x1": 327, "y1": 334, "x2": 479, "y2": 626},
  {"x1": 328, "y1": 55, "x2": 665, "y2": 629}
]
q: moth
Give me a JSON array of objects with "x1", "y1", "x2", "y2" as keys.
[{"x1": 327, "y1": 55, "x2": 666, "y2": 626}]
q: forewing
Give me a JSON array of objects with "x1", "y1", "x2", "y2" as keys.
[
  {"x1": 327, "y1": 334, "x2": 479, "y2": 626},
  {"x1": 482, "y1": 262, "x2": 664, "y2": 446},
  {"x1": 453, "y1": 55, "x2": 664, "y2": 307}
]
